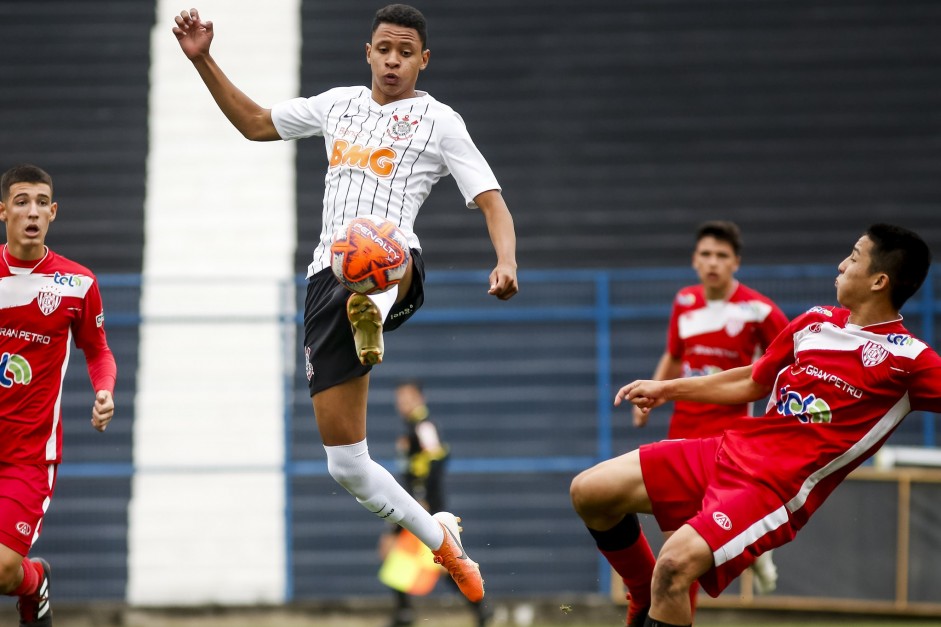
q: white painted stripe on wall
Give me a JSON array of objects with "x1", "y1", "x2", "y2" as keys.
[{"x1": 129, "y1": 0, "x2": 299, "y2": 605}]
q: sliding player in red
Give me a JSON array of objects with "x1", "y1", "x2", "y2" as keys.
[{"x1": 573, "y1": 224, "x2": 938, "y2": 626}]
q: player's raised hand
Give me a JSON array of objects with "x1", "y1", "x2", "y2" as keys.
[
  {"x1": 173, "y1": 8, "x2": 214, "y2": 60},
  {"x1": 91, "y1": 390, "x2": 114, "y2": 432},
  {"x1": 488, "y1": 262, "x2": 519, "y2": 300},
  {"x1": 615, "y1": 379, "x2": 667, "y2": 412}
]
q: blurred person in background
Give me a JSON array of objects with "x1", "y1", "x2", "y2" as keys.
[
  {"x1": 0, "y1": 164, "x2": 116, "y2": 627},
  {"x1": 172, "y1": 3, "x2": 518, "y2": 602},
  {"x1": 630, "y1": 221, "x2": 788, "y2": 619},
  {"x1": 573, "y1": 224, "x2": 938, "y2": 627},
  {"x1": 378, "y1": 381, "x2": 490, "y2": 627}
]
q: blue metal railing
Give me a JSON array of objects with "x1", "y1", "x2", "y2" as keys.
[{"x1": 77, "y1": 264, "x2": 939, "y2": 598}]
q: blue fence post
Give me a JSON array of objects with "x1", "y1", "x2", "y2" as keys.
[{"x1": 281, "y1": 277, "x2": 296, "y2": 602}]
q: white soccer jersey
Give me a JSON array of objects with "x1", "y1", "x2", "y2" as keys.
[{"x1": 272, "y1": 86, "x2": 501, "y2": 277}]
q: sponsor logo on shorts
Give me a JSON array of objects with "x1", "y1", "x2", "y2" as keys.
[
  {"x1": 16, "y1": 522, "x2": 31, "y2": 536},
  {"x1": 389, "y1": 304, "x2": 414, "y2": 321},
  {"x1": 713, "y1": 512, "x2": 732, "y2": 530},
  {"x1": 305, "y1": 346, "x2": 314, "y2": 382}
]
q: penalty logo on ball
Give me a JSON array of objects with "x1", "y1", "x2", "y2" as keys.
[{"x1": 331, "y1": 216, "x2": 410, "y2": 294}]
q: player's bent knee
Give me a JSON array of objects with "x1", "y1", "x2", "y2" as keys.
[{"x1": 0, "y1": 557, "x2": 22, "y2": 593}]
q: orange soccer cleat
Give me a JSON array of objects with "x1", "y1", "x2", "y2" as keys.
[{"x1": 431, "y1": 512, "x2": 484, "y2": 602}]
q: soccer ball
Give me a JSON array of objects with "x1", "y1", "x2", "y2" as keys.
[{"x1": 330, "y1": 216, "x2": 411, "y2": 294}]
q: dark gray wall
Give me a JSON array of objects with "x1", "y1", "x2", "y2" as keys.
[{"x1": 296, "y1": 0, "x2": 941, "y2": 272}]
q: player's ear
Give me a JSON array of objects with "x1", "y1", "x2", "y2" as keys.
[
  {"x1": 0, "y1": 202, "x2": 6, "y2": 223},
  {"x1": 48, "y1": 202, "x2": 57, "y2": 222},
  {"x1": 420, "y1": 49, "x2": 430, "y2": 70},
  {"x1": 365, "y1": 42, "x2": 372, "y2": 63},
  {"x1": 871, "y1": 272, "x2": 889, "y2": 294}
]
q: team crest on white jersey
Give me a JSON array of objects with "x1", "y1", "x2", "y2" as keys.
[
  {"x1": 386, "y1": 114, "x2": 419, "y2": 141},
  {"x1": 37, "y1": 290, "x2": 61, "y2": 316},
  {"x1": 861, "y1": 340, "x2": 889, "y2": 367}
]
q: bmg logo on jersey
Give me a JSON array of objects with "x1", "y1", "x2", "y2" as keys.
[
  {"x1": 0, "y1": 352, "x2": 32, "y2": 388},
  {"x1": 329, "y1": 139, "x2": 397, "y2": 177}
]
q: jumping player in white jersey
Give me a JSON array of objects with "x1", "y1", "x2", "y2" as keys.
[
  {"x1": 572, "y1": 223, "x2": 939, "y2": 627},
  {"x1": 173, "y1": 4, "x2": 518, "y2": 601},
  {"x1": 0, "y1": 164, "x2": 117, "y2": 627}
]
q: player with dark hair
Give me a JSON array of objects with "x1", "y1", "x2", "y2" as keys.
[
  {"x1": 0, "y1": 164, "x2": 116, "y2": 627},
  {"x1": 572, "y1": 224, "x2": 938, "y2": 627},
  {"x1": 634, "y1": 221, "x2": 787, "y2": 439},
  {"x1": 629, "y1": 221, "x2": 787, "y2": 616},
  {"x1": 173, "y1": 4, "x2": 518, "y2": 601}
]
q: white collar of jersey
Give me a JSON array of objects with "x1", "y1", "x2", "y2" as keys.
[{"x1": 2, "y1": 244, "x2": 49, "y2": 275}]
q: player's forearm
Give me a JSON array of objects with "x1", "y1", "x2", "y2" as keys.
[
  {"x1": 664, "y1": 365, "x2": 767, "y2": 405},
  {"x1": 477, "y1": 191, "x2": 517, "y2": 267},
  {"x1": 190, "y1": 54, "x2": 279, "y2": 141}
]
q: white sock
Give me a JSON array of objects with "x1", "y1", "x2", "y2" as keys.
[
  {"x1": 368, "y1": 287, "x2": 398, "y2": 323},
  {"x1": 324, "y1": 439, "x2": 444, "y2": 549}
]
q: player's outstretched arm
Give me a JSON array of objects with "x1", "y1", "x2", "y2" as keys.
[
  {"x1": 616, "y1": 365, "x2": 770, "y2": 410},
  {"x1": 475, "y1": 190, "x2": 518, "y2": 300},
  {"x1": 632, "y1": 351, "x2": 683, "y2": 427},
  {"x1": 172, "y1": 8, "x2": 279, "y2": 141},
  {"x1": 91, "y1": 390, "x2": 114, "y2": 432}
]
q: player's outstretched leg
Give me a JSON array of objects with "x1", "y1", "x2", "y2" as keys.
[
  {"x1": 17, "y1": 558, "x2": 52, "y2": 627},
  {"x1": 431, "y1": 512, "x2": 484, "y2": 602},
  {"x1": 347, "y1": 293, "x2": 384, "y2": 365}
]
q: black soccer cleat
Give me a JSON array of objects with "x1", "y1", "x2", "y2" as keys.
[{"x1": 17, "y1": 558, "x2": 52, "y2": 627}]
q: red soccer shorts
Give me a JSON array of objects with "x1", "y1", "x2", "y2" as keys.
[
  {"x1": 0, "y1": 463, "x2": 57, "y2": 556},
  {"x1": 639, "y1": 438, "x2": 796, "y2": 597}
]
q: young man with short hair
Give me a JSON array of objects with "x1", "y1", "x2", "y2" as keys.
[
  {"x1": 572, "y1": 224, "x2": 938, "y2": 626},
  {"x1": 0, "y1": 164, "x2": 117, "y2": 627},
  {"x1": 173, "y1": 4, "x2": 518, "y2": 601}
]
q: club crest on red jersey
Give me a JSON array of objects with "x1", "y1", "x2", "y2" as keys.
[
  {"x1": 861, "y1": 340, "x2": 889, "y2": 367},
  {"x1": 386, "y1": 114, "x2": 419, "y2": 141},
  {"x1": 37, "y1": 290, "x2": 61, "y2": 316}
]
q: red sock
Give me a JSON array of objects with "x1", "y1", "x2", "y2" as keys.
[
  {"x1": 599, "y1": 532, "x2": 656, "y2": 609},
  {"x1": 10, "y1": 558, "x2": 40, "y2": 597}
]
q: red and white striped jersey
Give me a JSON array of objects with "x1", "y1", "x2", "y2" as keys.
[
  {"x1": 272, "y1": 86, "x2": 501, "y2": 277},
  {"x1": 733, "y1": 305, "x2": 941, "y2": 526},
  {"x1": 665, "y1": 282, "x2": 787, "y2": 438},
  {"x1": 0, "y1": 247, "x2": 116, "y2": 463}
]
